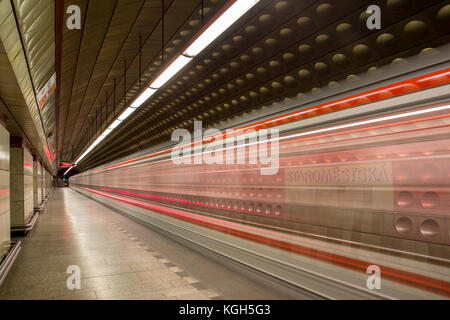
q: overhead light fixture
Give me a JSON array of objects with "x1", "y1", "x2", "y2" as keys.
[
  {"x1": 150, "y1": 55, "x2": 192, "y2": 89},
  {"x1": 131, "y1": 88, "x2": 157, "y2": 108},
  {"x1": 64, "y1": 166, "x2": 73, "y2": 176},
  {"x1": 183, "y1": 0, "x2": 260, "y2": 57},
  {"x1": 72, "y1": 0, "x2": 260, "y2": 167},
  {"x1": 109, "y1": 119, "x2": 122, "y2": 130},
  {"x1": 95, "y1": 135, "x2": 106, "y2": 144},
  {"x1": 118, "y1": 107, "x2": 138, "y2": 121},
  {"x1": 76, "y1": 148, "x2": 92, "y2": 162}
]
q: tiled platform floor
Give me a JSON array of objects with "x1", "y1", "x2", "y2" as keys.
[{"x1": 0, "y1": 188, "x2": 287, "y2": 300}]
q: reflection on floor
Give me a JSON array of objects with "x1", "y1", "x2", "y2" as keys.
[{"x1": 0, "y1": 188, "x2": 287, "y2": 300}]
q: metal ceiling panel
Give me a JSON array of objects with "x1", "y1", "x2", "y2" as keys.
[
  {"x1": 14, "y1": 0, "x2": 55, "y2": 88},
  {"x1": 58, "y1": 0, "x2": 88, "y2": 162},
  {"x1": 59, "y1": 0, "x2": 121, "y2": 159},
  {"x1": 12, "y1": 0, "x2": 57, "y2": 155},
  {"x1": 63, "y1": 0, "x2": 146, "y2": 154},
  {"x1": 0, "y1": 42, "x2": 52, "y2": 172},
  {"x1": 0, "y1": 0, "x2": 55, "y2": 173}
]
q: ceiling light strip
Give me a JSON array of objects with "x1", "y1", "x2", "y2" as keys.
[
  {"x1": 64, "y1": 166, "x2": 73, "y2": 176},
  {"x1": 183, "y1": 0, "x2": 260, "y2": 57}
]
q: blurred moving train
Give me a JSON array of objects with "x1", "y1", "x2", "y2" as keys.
[{"x1": 70, "y1": 59, "x2": 450, "y2": 298}]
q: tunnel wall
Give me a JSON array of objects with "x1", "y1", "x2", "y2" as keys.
[
  {"x1": 33, "y1": 160, "x2": 39, "y2": 207},
  {"x1": 0, "y1": 123, "x2": 9, "y2": 261},
  {"x1": 10, "y1": 146, "x2": 34, "y2": 226},
  {"x1": 39, "y1": 163, "x2": 44, "y2": 204}
]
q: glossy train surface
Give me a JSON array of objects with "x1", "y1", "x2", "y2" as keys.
[{"x1": 71, "y1": 69, "x2": 450, "y2": 299}]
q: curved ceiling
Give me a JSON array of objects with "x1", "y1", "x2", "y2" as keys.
[
  {"x1": 14, "y1": 0, "x2": 57, "y2": 155},
  {"x1": 56, "y1": 0, "x2": 450, "y2": 173},
  {"x1": 1, "y1": 0, "x2": 449, "y2": 175},
  {"x1": 58, "y1": 0, "x2": 228, "y2": 165},
  {"x1": 0, "y1": 0, "x2": 57, "y2": 173}
]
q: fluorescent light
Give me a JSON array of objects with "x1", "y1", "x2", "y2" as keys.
[
  {"x1": 280, "y1": 104, "x2": 450, "y2": 142},
  {"x1": 109, "y1": 120, "x2": 122, "y2": 130},
  {"x1": 131, "y1": 88, "x2": 157, "y2": 107},
  {"x1": 94, "y1": 135, "x2": 105, "y2": 144},
  {"x1": 184, "y1": 0, "x2": 260, "y2": 57},
  {"x1": 150, "y1": 55, "x2": 192, "y2": 89},
  {"x1": 73, "y1": 127, "x2": 112, "y2": 165},
  {"x1": 118, "y1": 107, "x2": 137, "y2": 121},
  {"x1": 64, "y1": 166, "x2": 73, "y2": 176},
  {"x1": 101, "y1": 128, "x2": 112, "y2": 137}
]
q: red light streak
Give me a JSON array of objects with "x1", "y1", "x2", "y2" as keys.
[
  {"x1": 43, "y1": 146, "x2": 55, "y2": 162},
  {"x1": 101, "y1": 188, "x2": 261, "y2": 214},
  {"x1": 92, "y1": 68, "x2": 450, "y2": 174},
  {"x1": 279, "y1": 113, "x2": 450, "y2": 147},
  {"x1": 83, "y1": 187, "x2": 450, "y2": 297}
]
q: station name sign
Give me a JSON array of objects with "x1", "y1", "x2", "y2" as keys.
[
  {"x1": 59, "y1": 162, "x2": 74, "y2": 168},
  {"x1": 286, "y1": 162, "x2": 392, "y2": 186}
]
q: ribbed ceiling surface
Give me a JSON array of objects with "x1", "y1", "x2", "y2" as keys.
[
  {"x1": 13, "y1": 0, "x2": 57, "y2": 158},
  {"x1": 58, "y1": 0, "x2": 450, "y2": 172},
  {"x1": 0, "y1": 0, "x2": 56, "y2": 172},
  {"x1": 58, "y1": 0, "x2": 228, "y2": 164}
]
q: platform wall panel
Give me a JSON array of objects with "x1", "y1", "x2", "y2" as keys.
[{"x1": 0, "y1": 124, "x2": 9, "y2": 261}]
